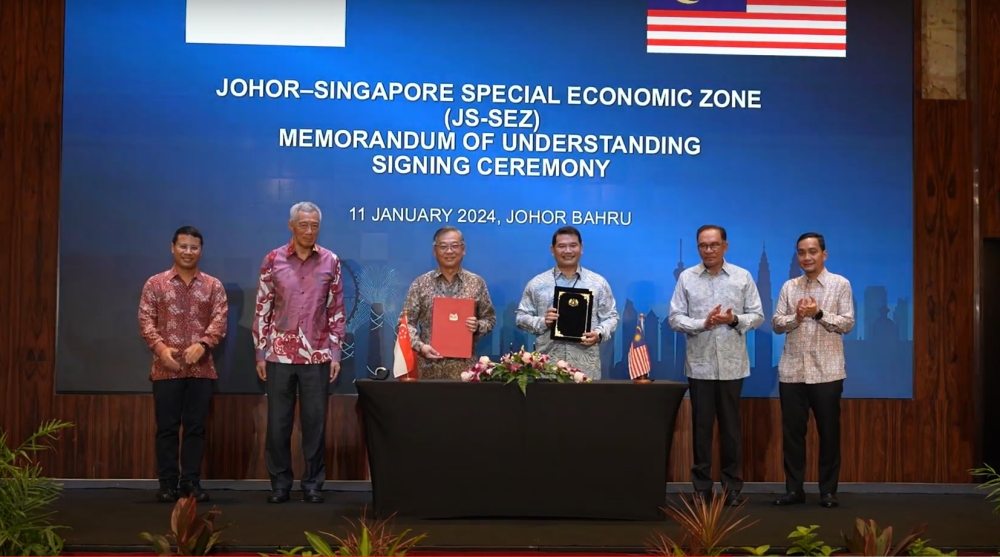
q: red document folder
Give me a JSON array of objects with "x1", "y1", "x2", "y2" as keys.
[{"x1": 431, "y1": 297, "x2": 476, "y2": 358}]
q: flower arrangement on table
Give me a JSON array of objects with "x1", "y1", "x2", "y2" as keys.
[{"x1": 460, "y1": 347, "x2": 590, "y2": 394}]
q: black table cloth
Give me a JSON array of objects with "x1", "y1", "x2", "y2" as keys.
[{"x1": 355, "y1": 379, "x2": 688, "y2": 520}]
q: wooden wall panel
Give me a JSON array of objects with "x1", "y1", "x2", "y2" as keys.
[
  {"x1": 977, "y1": 0, "x2": 1000, "y2": 238},
  {"x1": 0, "y1": 0, "x2": 986, "y2": 484}
]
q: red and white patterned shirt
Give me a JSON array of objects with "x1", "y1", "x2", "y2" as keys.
[
  {"x1": 252, "y1": 242, "x2": 346, "y2": 365},
  {"x1": 138, "y1": 268, "x2": 228, "y2": 381}
]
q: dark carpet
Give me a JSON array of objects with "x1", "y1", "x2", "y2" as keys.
[{"x1": 53, "y1": 489, "x2": 1000, "y2": 554}]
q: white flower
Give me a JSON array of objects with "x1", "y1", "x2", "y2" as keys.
[
  {"x1": 460, "y1": 371, "x2": 474, "y2": 382},
  {"x1": 556, "y1": 360, "x2": 569, "y2": 370},
  {"x1": 522, "y1": 352, "x2": 533, "y2": 363},
  {"x1": 573, "y1": 371, "x2": 586, "y2": 383},
  {"x1": 479, "y1": 355, "x2": 490, "y2": 365}
]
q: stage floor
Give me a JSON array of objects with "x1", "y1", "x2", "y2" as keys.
[{"x1": 55, "y1": 488, "x2": 1000, "y2": 554}]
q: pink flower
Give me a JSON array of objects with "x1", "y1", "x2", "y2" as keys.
[
  {"x1": 522, "y1": 352, "x2": 533, "y2": 363},
  {"x1": 572, "y1": 371, "x2": 587, "y2": 383},
  {"x1": 479, "y1": 355, "x2": 491, "y2": 365},
  {"x1": 556, "y1": 360, "x2": 569, "y2": 370},
  {"x1": 460, "y1": 371, "x2": 475, "y2": 381}
]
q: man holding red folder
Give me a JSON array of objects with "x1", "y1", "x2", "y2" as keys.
[{"x1": 398, "y1": 226, "x2": 496, "y2": 380}]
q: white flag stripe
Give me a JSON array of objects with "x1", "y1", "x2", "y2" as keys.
[
  {"x1": 392, "y1": 340, "x2": 408, "y2": 377},
  {"x1": 747, "y1": 5, "x2": 846, "y2": 15},
  {"x1": 185, "y1": 0, "x2": 346, "y2": 48},
  {"x1": 647, "y1": 16, "x2": 846, "y2": 29},
  {"x1": 646, "y1": 44, "x2": 846, "y2": 57},
  {"x1": 647, "y1": 31, "x2": 844, "y2": 43}
]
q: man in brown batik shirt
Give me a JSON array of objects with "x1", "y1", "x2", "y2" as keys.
[{"x1": 399, "y1": 226, "x2": 497, "y2": 380}]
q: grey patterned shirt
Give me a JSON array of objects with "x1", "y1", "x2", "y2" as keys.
[
  {"x1": 668, "y1": 261, "x2": 764, "y2": 381},
  {"x1": 515, "y1": 266, "x2": 619, "y2": 380}
]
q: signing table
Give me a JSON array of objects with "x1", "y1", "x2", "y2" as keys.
[{"x1": 355, "y1": 379, "x2": 688, "y2": 520}]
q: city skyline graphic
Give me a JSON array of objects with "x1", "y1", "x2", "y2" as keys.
[{"x1": 330, "y1": 239, "x2": 913, "y2": 398}]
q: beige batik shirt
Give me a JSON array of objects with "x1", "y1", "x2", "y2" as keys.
[
  {"x1": 400, "y1": 268, "x2": 497, "y2": 380},
  {"x1": 772, "y1": 269, "x2": 855, "y2": 384}
]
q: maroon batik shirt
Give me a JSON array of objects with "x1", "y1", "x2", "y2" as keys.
[
  {"x1": 252, "y1": 242, "x2": 346, "y2": 365},
  {"x1": 138, "y1": 268, "x2": 229, "y2": 381}
]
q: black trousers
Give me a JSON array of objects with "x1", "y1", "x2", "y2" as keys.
[
  {"x1": 779, "y1": 379, "x2": 843, "y2": 495},
  {"x1": 265, "y1": 362, "x2": 329, "y2": 491},
  {"x1": 689, "y1": 377, "x2": 744, "y2": 493},
  {"x1": 152, "y1": 378, "x2": 214, "y2": 486}
]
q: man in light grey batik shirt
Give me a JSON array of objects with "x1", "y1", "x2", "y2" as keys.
[
  {"x1": 668, "y1": 224, "x2": 764, "y2": 506},
  {"x1": 516, "y1": 226, "x2": 619, "y2": 380}
]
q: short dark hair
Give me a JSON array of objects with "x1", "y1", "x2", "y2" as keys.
[
  {"x1": 551, "y1": 226, "x2": 582, "y2": 246},
  {"x1": 696, "y1": 224, "x2": 727, "y2": 241},
  {"x1": 796, "y1": 232, "x2": 826, "y2": 251},
  {"x1": 172, "y1": 225, "x2": 203, "y2": 245}
]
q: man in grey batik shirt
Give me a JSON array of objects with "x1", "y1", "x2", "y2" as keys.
[
  {"x1": 669, "y1": 224, "x2": 764, "y2": 506},
  {"x1": 516, "y1": 226, "x2": 619, "y2": 380}
]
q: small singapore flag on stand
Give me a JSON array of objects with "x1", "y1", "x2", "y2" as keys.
[{"x1": 393, "y1": 311, "x2": 418, "y2": 380}]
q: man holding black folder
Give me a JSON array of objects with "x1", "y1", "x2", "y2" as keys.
[
  {"x1": 668, "y1": 224, "x2": 763, "y2": 506},
  {"x1": 515, "y1": 226, "x2": 619, "y2": 380},
  {"x1": 399, "y1": 226, "x2": 497, "y2": 379}
]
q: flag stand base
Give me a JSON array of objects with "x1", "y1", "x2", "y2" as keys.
[
  {"x1": 399, "y1": 376, "x2": 418, "y2": 382},
  {"x1": 632, "y1": 377, "x2": 652, "y2": 384}
]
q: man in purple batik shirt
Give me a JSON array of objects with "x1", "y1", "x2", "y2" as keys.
[{"x1": 252, "y1": 201, "x2": 346, "y2": 505}]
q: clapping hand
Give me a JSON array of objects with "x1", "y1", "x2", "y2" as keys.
[
  {"x1": 795, "y1": 299, "x2": 808, "y2": 321},
  {"x1": 704, "y1": 304, "x2": 736, "y2": 328},
  {"x1": 800, "y1": 296, "x2": 819, "y2": 318}
]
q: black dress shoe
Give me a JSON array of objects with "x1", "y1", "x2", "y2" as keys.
[
  {"x1": 180, "y1": 482, "x2": 210, "y2": 503},
  {"x1": 773, "y1": 492, "x2": 806, "y2": 506},
  {"x1": 303, "y1": 489, "x2": 324, "y2": 503},
  {"x1": 155, "y1": 487, "x2": 178, "y2": 503},
  {"x1": 267, "y1": 489, "x2": 290, "y2": 504},
  {"x1": 725, "y1": 491, "x2": 747, "y2": 506},
  {"x1": 820, "y1": 493, "x2": 839, "y2": 508}
]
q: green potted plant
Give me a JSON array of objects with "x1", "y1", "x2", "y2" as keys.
[{"x1": 0, "y1": 419, "x2": 73, "y2": 556}]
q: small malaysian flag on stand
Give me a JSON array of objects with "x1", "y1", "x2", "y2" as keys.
[
  {"x1": 646, "y1": 0, "x2": 847, "y2": 58},
  {"x1": 629, "y1": 314, "x2": 652, "y2": 382}
]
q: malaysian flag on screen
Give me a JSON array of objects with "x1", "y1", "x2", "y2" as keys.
[{"x1": 646, "y1": 0, "x2": 846, "y2": 58}]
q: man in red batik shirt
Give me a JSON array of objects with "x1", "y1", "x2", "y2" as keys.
[
  {"x1": 138, "y1": 226, "x2": 228, "y2": 503},
  {"x1": 252, "y1": 202, "x2": 346, "y2": 504}
]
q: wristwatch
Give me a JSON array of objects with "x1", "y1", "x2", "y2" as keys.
[
  {"x1": 199, "y1": 341, "x2": 210, "y2": 351},
  {"x1": 729, "y1": 315, "x2": 739, "y2": 328},
  {"x1": 813, "y1": 310, "x2": 824, "y2": 321}
]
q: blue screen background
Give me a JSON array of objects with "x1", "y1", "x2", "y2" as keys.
[{"x1": 56, "y1": 0, "x2": 913, "y2": 397}]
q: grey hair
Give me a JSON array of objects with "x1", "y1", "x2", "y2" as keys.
[
  {"x1": 290, "y1": 201, "x2": 322, "y2": 223},
  {"x1": 432, "y1": 226, "x2": 464, "y2": 245}
]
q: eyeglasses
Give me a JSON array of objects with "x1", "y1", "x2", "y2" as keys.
[
  {"x1": 435, "y1": 243, "x2": 464, "y2": 252},
  {"x1": 698, "y1": 243, "x2": 724, "y2": 252}
]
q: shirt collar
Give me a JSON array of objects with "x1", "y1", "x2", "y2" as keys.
[
  {"x1": 552, "y1": 266, "x2": 583, "y2": 281},
  {"x1": 285, "y1": 240, "x2": 321, "y2": 257},
  {"x1": 696, "y1": 260, "x2": 732, "y2": 276},
  {"x1": 804, "y1": 268, "x2": 831, "y2": 286},
  {"x1": 434, "y1": 267, "x2": 465, "y2": 280},
  {"x1": 167, "y1": 267, "x2": 202, "y2": 282}
]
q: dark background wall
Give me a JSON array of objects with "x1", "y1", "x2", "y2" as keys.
[{"x1": 1, "y1": 0, "x2": 997, "y2": 482}]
